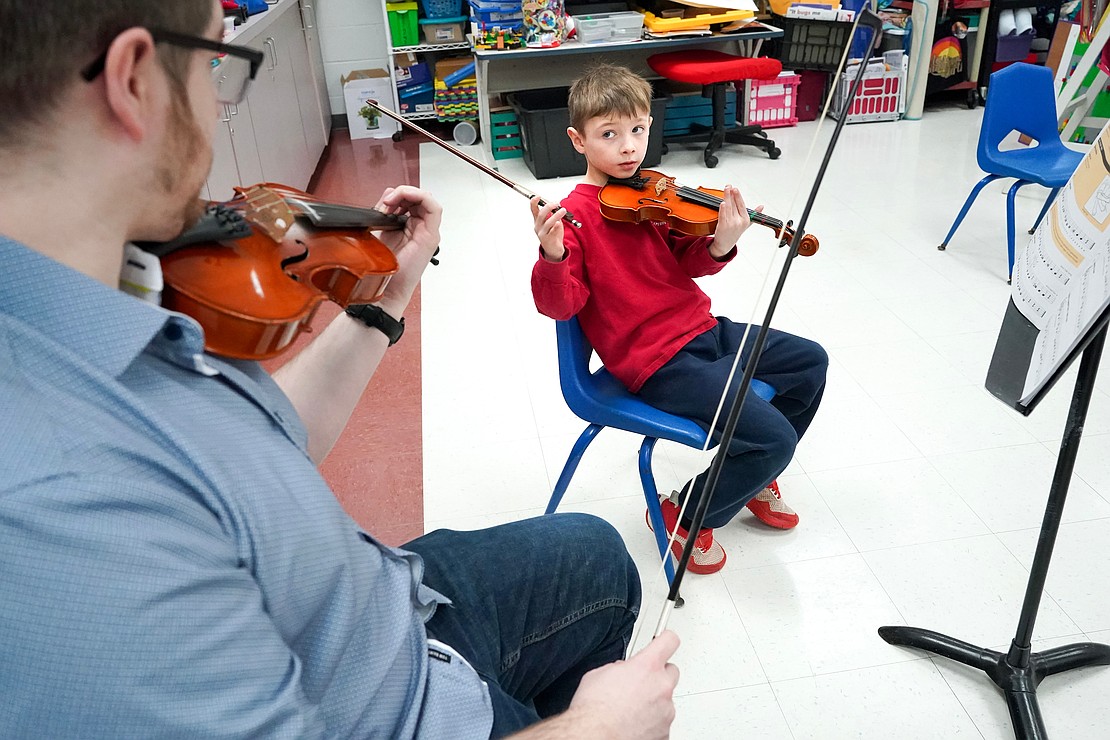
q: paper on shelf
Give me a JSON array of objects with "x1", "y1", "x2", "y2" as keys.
[
  {"x1": 664, "y1": 0, "x2": 758, "y2": 11},
  {"x1": 1011, "y1": 122, "x2": 1110, "y2": 403}
]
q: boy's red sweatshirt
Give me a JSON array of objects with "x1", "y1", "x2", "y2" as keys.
[{"x1": 531, "y1": 183, "x2": 734, "y2": 392}]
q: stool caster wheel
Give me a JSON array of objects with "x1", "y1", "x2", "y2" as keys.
[
  {"x1": 704, "y1": 154, "x2": 718, "y2": 168},
  {"x1": 768, "y1": 147, "x2": 781, "y2": 160},
  {"x1": 392, "y1": 131, "x2": 404, "y2": 142},
  {"x1": 661, "y1": 143, "x2": 669, "y2": 155},
  {"x1": 937, "y1": 243, "x2": 947, "y2": 251}
]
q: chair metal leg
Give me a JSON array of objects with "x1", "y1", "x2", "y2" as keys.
[
  {"x1": 1007, "y1": 179, "x2": 1033, "y2": 283},
  {"x1": 545, "y1": 424, "x2": 603, "y2": 514},
  {"x1": 939, "y1": 174, "x2": 1003, "y2": 251},
  {"x1": 1029, "y1": 187, "x2": 1060, "y2": 234},
  {"x1": 638, "y1": 437, "x2": 680, "y2": 598}
]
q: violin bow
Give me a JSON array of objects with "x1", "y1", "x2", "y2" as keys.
[
  {"x1": 365, "y1": 101, "x2": 583, "y2": 228},
  {"x1": 649, "y1": 9, "x2": 887, "y2": 638}
]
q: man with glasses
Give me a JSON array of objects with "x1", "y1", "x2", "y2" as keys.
[{"x1": 0, "y1": 2, "x2": 680, "y2": 738}]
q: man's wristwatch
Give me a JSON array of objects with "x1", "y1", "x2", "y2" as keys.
[{"x1": 345, "y1": 303, "x2": 405, "y2": 346}]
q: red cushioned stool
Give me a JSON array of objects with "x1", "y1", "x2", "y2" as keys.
[{"x1": 648, "y1": 50, "x2": 783, "y2": 167}]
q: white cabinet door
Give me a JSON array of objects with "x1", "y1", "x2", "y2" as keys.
[
  {"x1": 207, "y1": 106, "x2": 240, "y2": 201},
  {"x1": 249, "y1": 8, "x2": 313, "y2": 189},
  {"x1": 296, "y1": 1, "x2": 331, "y2": 153},
  {"x1": 227, "y1": 97, "x2": 265, "y2": 188}
]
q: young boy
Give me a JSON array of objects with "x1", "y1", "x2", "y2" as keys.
[{"x1": 529, "y1": 64, "x2": 828, "y2": 574}]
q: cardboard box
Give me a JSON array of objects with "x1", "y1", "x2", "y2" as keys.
[{"x1": 341, "y1": 69, "x2": 400, "y2": 140}]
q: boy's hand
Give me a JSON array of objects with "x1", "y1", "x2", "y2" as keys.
[
  {"x1": 531, "y1": 196, "x2": 567, "y2": 262},
  {"x1": 710, "y1": 185, "x2": 759, "y2": 259},
  {"x1": 566, "y1": 630, "x2": 681, "y2": 739}
]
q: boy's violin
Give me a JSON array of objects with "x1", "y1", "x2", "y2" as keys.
[{"x1": 599, "y1": 170, "x2": 819, "y2": 257}]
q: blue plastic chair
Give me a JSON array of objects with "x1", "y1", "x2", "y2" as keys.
[
  {"x1": 938, "y1": 63, "x2": 1084, "y2": 282},
  {"x1": 544, "y1": 317, "x2": 775, "y2": 585}
]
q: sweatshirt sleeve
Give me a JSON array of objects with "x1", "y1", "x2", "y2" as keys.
[
  {"x1": 531, "y1": 228, "x2": 590, "y2": 321},
  {"x1": 666, "y1": 227, "x2": 736, "y2": 278}
]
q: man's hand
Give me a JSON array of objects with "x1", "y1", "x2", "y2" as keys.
[
  {"x1": 530, "y1": 196, "x2": 567, "y2": 262},
  {"x1": 710, "y1": 185, "x2": 757, "y2": 259},
  {"x1": 372, "y1": 185, "x2": 443, "y2": 317},
  {"x1": 565, "y1": 630, "x2": 681, "y2": 739}
]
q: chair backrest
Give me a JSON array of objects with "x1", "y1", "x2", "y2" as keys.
[
  {"x1": 555, "y1": 317, "x2": 707, "y2": 445},
  {"x1": 554, "y1": 317, "x2": 773, "y2": 446},
  {"x1": 978, "y1": 63, "x2": 1069, "y2": 170}
]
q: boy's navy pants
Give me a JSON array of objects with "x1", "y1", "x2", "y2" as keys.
[{"x1": 636, "y1": 316, "x2": 828, "y2": 530}]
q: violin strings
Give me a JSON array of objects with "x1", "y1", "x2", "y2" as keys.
[{"x1": 649, "y1": 179, "x2": 788, "y2": 232}]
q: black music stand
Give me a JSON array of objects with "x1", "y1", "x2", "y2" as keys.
[{"x1": 878, "y1": 296, "x2": 1110, "y2": 738}]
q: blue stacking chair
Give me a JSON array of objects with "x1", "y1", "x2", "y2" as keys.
[
  {"x1": 544, "y1": 317, "x2": 775, "y2": 586},
  {"x1": 938, "y1": 63, "x2": 1084, "y2": 282}
]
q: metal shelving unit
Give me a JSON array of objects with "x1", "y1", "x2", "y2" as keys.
[{"x1": 381, "y1": 4, "x2": 474, "y2": 139}]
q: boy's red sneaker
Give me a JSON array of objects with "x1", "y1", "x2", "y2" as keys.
[
  {"x1": 745, "y1": 480, "x2": 799, "y2": 529},
  {"x1": 646, "y1": 496, "x2": 726, "y2": 575}
]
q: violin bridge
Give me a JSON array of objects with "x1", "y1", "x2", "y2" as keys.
[
  {"x1": 240, "y1": 185, "x2": 297, "y2": 243},
  {"x1": 655, "y1": 178, "x2": 670, "y2": 197}
]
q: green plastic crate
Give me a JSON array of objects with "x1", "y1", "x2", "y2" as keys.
[
  {"x1": 388, "y1": 2, "x2": 419, "y2": 48},
  {"x1": 490, "y1": 109, "x2": 523, "y2": 160}
]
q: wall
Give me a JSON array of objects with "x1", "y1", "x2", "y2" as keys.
[{"x1": 316, "y1": 0, "x2": 392, "y2": 116}]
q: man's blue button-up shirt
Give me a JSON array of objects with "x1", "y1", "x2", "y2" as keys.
[{"x1": 0, "y1": 237, "x2": 492, "y2": 738}]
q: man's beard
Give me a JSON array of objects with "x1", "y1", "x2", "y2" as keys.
[{"x1": 158, "y1": 93, "x2": 210, "y2": 236}]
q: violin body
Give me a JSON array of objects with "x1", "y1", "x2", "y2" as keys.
[
  {"x1": 157, "y1": 184, "x2": 400, "y2": 360},
  {"x1": 599, "y1": 170, "x2": 722, "y2": 237},
  {"x1": 599, "y1": 169, "x2": 819, "y2": 257}
]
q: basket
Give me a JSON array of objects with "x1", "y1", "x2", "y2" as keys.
[
  {"x1": 421, "y1": 0, "x2": 462, "y2": 19},
  {"x1": 772, "y1": 14, "x2": 853, "y2": 72},
  {"x1": 743, "y1": 72, "x2": 800, "y2": 128},
  {"x1": 830, "y1": 53, "x2": 906, "y2": 123}
]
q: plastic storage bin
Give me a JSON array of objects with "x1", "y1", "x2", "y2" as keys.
[
  {"x1": 743, "y1": 72, "x2": 800, "y2": 128},
  {"x1": 830, "y1": 52, "x2": 907, "y2": 123},
  {"x1": 387, "y1": 2, "x2": 420, "y2": 48},
  {"x1": 470, "y1": 0, "x2": 524, "y2": 23},
  {"x1": 572, "y1": 11, "x2": 645, "y2": 44},
  {"x1": 419, "y1": 15, "x2": 467, "y2": 44},
  {"x1": 773, "y1": 14, "x2": 853, "y2": 72},
  {"x1": 795, "y1": 70, "x2": 827, "y2": 121},
  {"x1": 421, "y1": 0, "x2": 462, "y2": 19},
  {"x1": 663, "y1": 88, "x2": 737, "y2": 137},
  {"x1": 509, "y1": 87, "x2": 667, "y2": 179}
]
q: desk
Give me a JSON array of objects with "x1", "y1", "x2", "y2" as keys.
[{"x1": 473, "y1": 25, "x2": 784, "y2": 158}]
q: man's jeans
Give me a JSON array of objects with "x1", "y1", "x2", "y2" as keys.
[{"x1": 405, "y1": 513, "x2": 641, "y2": 737}]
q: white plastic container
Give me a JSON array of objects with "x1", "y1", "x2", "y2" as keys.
[{"x1": 572, "y1": 11, "x2": 644, "y2": 44}]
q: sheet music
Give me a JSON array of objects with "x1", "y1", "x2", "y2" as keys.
[{"x1": 1012, "y1": 122, "x2": 1110, "y2": 403}]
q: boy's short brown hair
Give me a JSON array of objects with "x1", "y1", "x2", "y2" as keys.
[{"x1": 567, "y1": 63, "x2": 653, "y2": 132}]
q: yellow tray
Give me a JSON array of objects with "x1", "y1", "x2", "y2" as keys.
[{"x1": 637, "y1": 7, "x2": 754, "y2": 32}]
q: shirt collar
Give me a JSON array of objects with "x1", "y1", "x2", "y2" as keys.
[{"x1": 0, "y1": 236, "x2": 180, "y2": 378}]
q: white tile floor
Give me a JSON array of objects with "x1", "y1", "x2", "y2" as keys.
[{"x1": 418, "y1": 99, "x2": 1110, "y2": 738}]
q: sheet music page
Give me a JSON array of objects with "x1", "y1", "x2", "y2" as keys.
[{"x1": 1012, "y1": 122, "x2": 1110, "y2": 403}]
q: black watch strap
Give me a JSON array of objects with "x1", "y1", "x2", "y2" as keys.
[{"x1": 345, "y1": 304, "x2": 405, "y2": 346}]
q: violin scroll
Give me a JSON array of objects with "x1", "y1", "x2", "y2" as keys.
[{"x1": 778, "y1": 224, "x2": 819, "y2": 257}]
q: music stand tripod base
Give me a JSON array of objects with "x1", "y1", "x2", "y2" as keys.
[
  {"x1": 878, "y1": 326, "x2": 1110, "y2": 739},
  {"x1": 878, "y1": 626, "x2": 1110, "y2": 737}
]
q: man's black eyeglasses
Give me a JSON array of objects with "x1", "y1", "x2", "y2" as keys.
[{"x1": 81, "y1": 29, "x2": 264, "y2": 105}]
